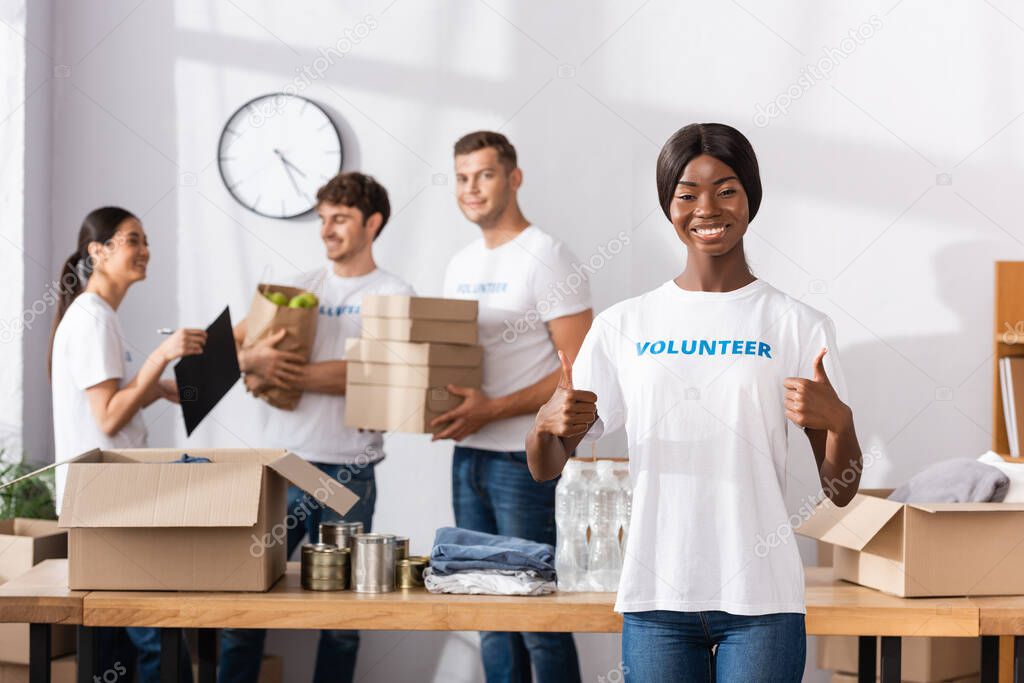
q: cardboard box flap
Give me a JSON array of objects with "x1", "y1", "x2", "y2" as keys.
[
  {"x1": 0, "y1": 448, "x2": 103, "y2": 495},
  {"x1": 906, "y1": 501, "x2": 1024, "y2": 513},
  {"x1": 796, "y1": 493, "x2": 903, "y2": 550},
  {"x1": 266, "y1": 453, "x2": 358, "y2": 516},
  {"x1": 59, "y1": 462, "x2": 264, "y2": 528}
]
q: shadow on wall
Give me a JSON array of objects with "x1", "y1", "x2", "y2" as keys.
[{"x1": 835, "y1": 240, "x2": 1005, "y2": 488}]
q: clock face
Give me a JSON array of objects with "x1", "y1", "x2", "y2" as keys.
[{"x1": 217, "y1": 94, "x2": 343, "y2": 219}]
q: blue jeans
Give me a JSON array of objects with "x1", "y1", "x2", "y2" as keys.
[
  {"x1": 219, "y1": 462, "x2": 377, "y2": 683},
  {"x1": 452, "y1": 446, "x2": 581, "y2": 683},
  {"x1": 95, "y1": 626, "x2": 192, "y2": 683},
  {"x1": 622, "y1": 610, "x2": 806, "y2": 682}
]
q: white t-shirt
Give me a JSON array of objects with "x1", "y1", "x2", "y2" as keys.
[
  {"x1": 51, "y1": 292, "x2": 149, "y2": 512},
  {"x1": 258, "y1": 266, "x2": 414, "y2": 464},
  {"x1": 443, "y1": 226, "x2": 592, "y2": 452},
  {"x1": 573, "y1": 279, "x2": 848, "y2": 616}
]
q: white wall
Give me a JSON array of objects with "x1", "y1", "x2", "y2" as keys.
[{"x1": 24, "y1": 0, "x2": 1024, "y2": 680}]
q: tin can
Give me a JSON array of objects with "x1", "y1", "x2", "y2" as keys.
[
  {"x1": 301, "y1": 543, "x2": 350, "y2": 591},
  {"x1": 396, "y1": 556, "x2": 429, "y2": 589},
  {"x1": 352, "y1": 534, "x2": 396, "y2": 593},
  {"x1": 393, "y1": 536, "x2": 409, "y2": 562},
  {"x1": 320, "y1": 521, "x2": 364, "y2": 550}
]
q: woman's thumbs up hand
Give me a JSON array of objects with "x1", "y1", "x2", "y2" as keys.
[
  {"x1": 535, "y1": 350, "x2": 599, "y2": 438},
  {"x1": 783, "y1": 347, "x2": 851, "y2": 432}
]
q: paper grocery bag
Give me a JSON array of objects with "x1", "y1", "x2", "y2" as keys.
[{"x1": 242, "y1": 283, "x2": 318, "y2": 410}]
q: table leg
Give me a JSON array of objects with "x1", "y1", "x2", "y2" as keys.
[
  {"x1": 982, "y1": 635, "x2": 1000, "y2": 683},
  {"x1": 880, "y1": 636, "x2": 901, "y2": 683},
  {"x1": 197, "y1": 628, "x2": 217, "y2": 683},
  {"x1": 1014, "y1": 635, "x2": 1024, "y2": 683},
  {"x1": 29, "y1": 623, "x2": 50, "y2": 683},
  {"x1": 160, "y1": 628, "x2": 182, "y2": 683},
  {"x1": 76, "y1": 627, "x2": 99, "y2": 683},
  {"x1": 857, "y1": 635, "x2": 876, "y2": 683}
]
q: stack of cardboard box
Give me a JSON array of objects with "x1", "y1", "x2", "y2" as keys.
[{"x1": 344, "y1": 295, "x2": 483, "y2": 434}]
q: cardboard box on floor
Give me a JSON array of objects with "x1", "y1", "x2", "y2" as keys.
[
  {"x1": 0, "y1": 654, "x2": 284, "y2": 683},
  {"x1": 829, "y1": 673, "x2": 979, "y2": 683},
  {"x1": 344, "y1": 383, "x2": 464, "y2": 434},
  {"x1": 819, "y1": 635, "x2": 978, "y2": 682},
  {"x1": 53, "y1": 448, "x2": 357, "y2": 591},
  {"x1": 0, "y1": 654, "x2": 76, "y2": 683},
  {"x1": 0, "y1": 519, "x2": 75, "y2": 665},
  {"x1": 796, "y1": 489, "x2": 1024, "y2": 597},
  {"x1": 361, "y1": 295, "x2": 478, "y2": 322}
]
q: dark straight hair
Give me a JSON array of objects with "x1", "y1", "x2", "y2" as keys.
[
  {"x1": 655, "y1": 123, "x2": 763, "y2": 222},
  {"x1": 47, "y1": 206, "x2": 137, "y2": 376}
]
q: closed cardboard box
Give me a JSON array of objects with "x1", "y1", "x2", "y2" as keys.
[
  {"x1": 0, "y1": 519, "x2": 67, "y2": 584},
  {"x1": 818, "y1": 635, "x2": 978, "y2": 682},
  {"x1": 361, "y1": 295, "x2": 477, "y2": 322},
  {"x1": 347, "y1": 360, "x2": 481, "y2": 389},
  {"x1": 0, "y1": 519, "x2": 74, "y2": 664},
  {"x1": 361, "y1": 317, "x2": 477, "y2": 346},
  {"x1": 344, "y1": 338, "x2": 482, "y2": 367},
  {"x1": 0, "y1": 654, "x2": 76, "y2": 683},
  {"x1": 56, "y1": 448, "x2": 357, "y2": 591},
  {"x1": 344, "y1": 383, "x2": 463, "y2": 433},
  {"x1": 797, "y1": 489, "x2": 1024, "y2": 596}
]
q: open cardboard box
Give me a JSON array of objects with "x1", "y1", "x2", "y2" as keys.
[
  {"x1": 47, "y1": 448, "x2": 357, "y2": 592},
  {"x1": 798, "y1": 488, "x2": 1024, "y2": 597}
]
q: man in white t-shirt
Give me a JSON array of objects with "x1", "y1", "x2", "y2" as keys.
[
  {"x1": 222, "y1": 173, "x2": 414, "y2": 683},
  {"x1": 436, "y1": 131, "x2": 592, "y2": 683}
]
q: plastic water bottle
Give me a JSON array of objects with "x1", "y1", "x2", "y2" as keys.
[
  {"x1": 614, "y1": 462, "x2": 633, "y2": 557},
  {"x1": 555, "y1": 459, "x2": 589, "y2": 591},
  {"x1": 587, "y1": 460, "x2": 624, "y2": 591}
]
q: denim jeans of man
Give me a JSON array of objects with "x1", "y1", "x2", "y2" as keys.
[
  {"x1": 452, "y1": 446, "x2": 581, "y2": 683},
  {"x1": 94, "y1": 626, "x2": 192, "y2": 683},
  {"x1": 622, "y1": 610, "x2": 806, "y2": 682},
  {"x1": 218, "y1": 462, "x2": 377, "y2": 683}
]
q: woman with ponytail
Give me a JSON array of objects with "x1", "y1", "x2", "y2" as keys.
[{"x1": 49, "y1": 207, "x2": 202, "y2": 683}]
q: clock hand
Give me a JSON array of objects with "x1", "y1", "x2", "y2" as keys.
[
  {"x1": 279, "y1": 157, "x2": 304, "y2": 198},
  {"x1": 273, "y1": 149, "x2": 308, "y2": 178}
]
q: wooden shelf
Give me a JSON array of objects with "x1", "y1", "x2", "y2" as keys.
[{"x1": 993, "y1": 262, "x2": 1024, "y2": 457}]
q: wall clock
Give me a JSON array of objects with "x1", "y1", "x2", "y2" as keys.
[{"x1": 218, "y1": 94, "x2": 343, "y2": 219}]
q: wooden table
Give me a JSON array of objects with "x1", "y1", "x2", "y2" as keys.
[
  {"x1": 0, "y1": 561, "x2": 1005, "y2": 683},
  {"x1": 971, "y1": 595, "x2": 1024, "y2": 683}
]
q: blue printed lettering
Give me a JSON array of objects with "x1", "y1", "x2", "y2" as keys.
[
  {"x1": 636, "y1": 341, "x2": 651, "y2": 356},
  {"x1": 666, "y1": 340, "x2": 679, "y2": 354},
  {"x1": 744, "y1": 340, "x2": 756, "y2": 355},
  {"x1": 757, "y1": 342, "x2": 772, "y2": 358},
  {"x1": 650, "y1": 341, "x2": 666, "y2": 355},
  {"x1": 699, "y1": 340, "x2": 716, "y2": 355},
  {"x1": 681, "y1": 340, "x2": 697, "y2": 355}
]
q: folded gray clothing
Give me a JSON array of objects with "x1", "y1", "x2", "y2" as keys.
[{"x1": 888, "y1": 458, "x2": 1009, "y2": 503}]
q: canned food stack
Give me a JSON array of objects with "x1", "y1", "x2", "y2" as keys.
[
  {"x1": 300, "y1": 543, "x2": 350, "y2": 591},
  {"x1": 302, "y1": 524, "x2": 430, "y2": 592},
  {"x1": 343, "y1": 295, "x2": 483, "y2": 434}
]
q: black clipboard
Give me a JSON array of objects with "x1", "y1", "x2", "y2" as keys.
[{"x1": 173, "y1": 306, "x2": 241, "y2": 436}]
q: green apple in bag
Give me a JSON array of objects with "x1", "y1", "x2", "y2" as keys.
[
  {"x1": 288, "y1": 291, "x2": 318, "y2": 309},
  {"x1": 265, "y1": 291, "x2": 288, "y2": 306}
]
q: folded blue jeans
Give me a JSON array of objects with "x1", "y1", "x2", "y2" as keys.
[
  {"x1": 218, "y1": 461, "x2": 376, "y2": 683},
  {"x1": 430, "y1": 526, "x2": 556, "y2": 579},
  {"x1": 452, "y1": 446, "x2": 580, "y2": 683},
  {"x1": 622, "y1": 610, "x2": 806, "y2": 682}
]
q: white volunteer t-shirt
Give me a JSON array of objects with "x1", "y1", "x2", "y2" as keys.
[
  {"x1": 443, "y1": 226, "x2": 591, "y2": 452},
  {"x1": 573, "y1": 278, "x2": 848, "y2": 616},
  {"x1": 258, "y1": 266, "x2": 414, "y2": 464},
  {"x1": 51, "y1": 292, "x2": 149, "y2": 513}
]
